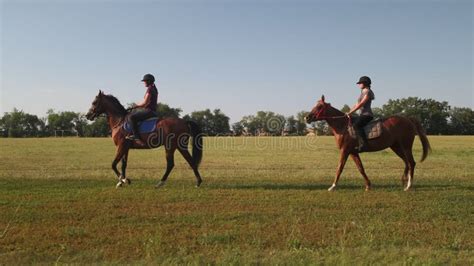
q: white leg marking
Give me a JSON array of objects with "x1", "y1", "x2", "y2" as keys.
[
  {"x1": 328, "y1": 183, "x2": 336, "y2": 191},
  {"x1": 404, "y1": 173, "x2": 412, "y2": 191},
  {"x1": 156, "y1": 181, "x2": 166, "y2": 188}
]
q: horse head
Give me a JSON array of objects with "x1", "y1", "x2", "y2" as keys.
[
  {"x1": 305, "y1": 95, "x2": 330, "y2": 123},
  {"x1": 86, "y1": 90, "x2": 127, "y2": 121},
  {"x1": 86, "y1": 90, "x2": 106, "y2": 121}
]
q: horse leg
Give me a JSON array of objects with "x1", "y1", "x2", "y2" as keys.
[
  {"x1": 178, "y1": 147, "x2": 203, "y2": 187},
  {"x1": 112, "y1": 143, "x2": 130, "y2": 188},
  {"x1": 390, "y1": 144, "x2": 409, "y2": 186},
  {"x1": 328, "y1": 150, "x2": 349, "y2": 191},
  {"x1": 121, "y1": 151, "x2": 131, "y2": 185},
  {"x1": 403, "y1": 148, "x2": 416, "y2": 191},
  {"x1": 350, "y1": 153, "x2": 371, "y2": 191},
  {"x1": 156, "y1": 148, "x2": 176, "y2": 188}
]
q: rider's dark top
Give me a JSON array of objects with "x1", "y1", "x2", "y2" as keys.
[
  {"x1": 144, "y1": 84, "x2": 158, "y2": 112},
  {"x1": 358, "y1": 88, "x2": 375, "y2": 117}
]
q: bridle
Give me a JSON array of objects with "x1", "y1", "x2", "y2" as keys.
[
  {"x1": 92, "y1": 98, "x2": 125, "y2": 130},
  {"x1": 310, "y1": 103, "x2": 352, "y2": 126}
]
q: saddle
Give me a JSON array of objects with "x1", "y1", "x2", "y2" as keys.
[
  {"x1": 122, "y1": 116, "x2": 158, "y2": 134},
  {"x1": 348, "y1": 119, "x2": 383, "y2": 140}
]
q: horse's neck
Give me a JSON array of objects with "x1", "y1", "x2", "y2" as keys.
[
  {"x1": 325, "y1": 107, "x2": 348, "y2": 135},
  {"x1": 105, "y1": 110, "x2": 125, "y2": 130}
]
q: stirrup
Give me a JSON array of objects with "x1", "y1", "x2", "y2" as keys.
[
  {"x1": 126, "y1": 135, "x2": 139, "y2": 141},
  {"x1": 356, "y1": 137, "x2": 367, "y2": 152},
  {"x1": 358, "y1": 141, "x2": 368, "y2": 152}
]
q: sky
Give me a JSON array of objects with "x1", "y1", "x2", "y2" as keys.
[{"x1": 1, "y1": 0, "x2": 472, "y2": 122}]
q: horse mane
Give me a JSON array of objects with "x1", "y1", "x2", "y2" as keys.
[
  {"x1": 103, "y1": 94, "x2": 127, "y2": 116},
  {"x1": 324, "y1": 103, "x2": 345, "y2": 116},
  {"x1": 332, "y1": 105, "x2": 345, "y2": 116}
]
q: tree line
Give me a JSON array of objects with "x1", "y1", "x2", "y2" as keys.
[{"x1": 1, "y1": 97, "x2": 473, "y2": 137}]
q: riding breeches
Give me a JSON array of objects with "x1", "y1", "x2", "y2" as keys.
[
  {"x1": 354, "y1": 115, "x2": 373, "y2": 141},
  {"x1": 129, "y1": 109, "x2": 157, "y2": 136}
]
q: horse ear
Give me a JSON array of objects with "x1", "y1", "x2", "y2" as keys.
[
  {"x1": 321, "y1": 95, "x2": 325, "y2": 102},
  {"x1": 98, "y1": 90, "x2": 102, "y2": 95}
]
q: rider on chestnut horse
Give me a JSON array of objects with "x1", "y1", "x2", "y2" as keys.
[
  {"x1": 305, "y1": 82, "x2": 430, "y2": 191},
  {"x1": 86, "y1": 84, "x2": 204, "y2": 188},
  {"x1": 127, "y1": 73, "x2": 159, "y2": 146},
  {"x1": 346, "y1": 76, "x2": 375, "y2": 152}
]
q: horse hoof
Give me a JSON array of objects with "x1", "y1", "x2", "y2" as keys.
[
  {"x1": 328, "y1": 184, "x2": 336, "y2": 191},
  {"x1": 195, "y1": 181, "x2": 202, "y2": 188},
  {"x1": 365, "y1": 187, "x2": 371, "y2": 192},
  {"x1": 116, "y1": 182, "x2": 123, "y2": 189},
  {"x1": 404, "y1": 187, "x2": 411, "y2": 192},
  {"x1": 155, "y1": 181, "x2": 165, "y2": 188},
  {"x1": 124, "y1": 178, "x2": 131, "y2": 185}
]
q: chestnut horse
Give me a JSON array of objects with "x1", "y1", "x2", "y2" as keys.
[
  {"x1": 305, "y1": 95, "x2": 430, "y2": 191},
  {"x1": 86, "y1": 90, "x2": 203, "y2": 188}
]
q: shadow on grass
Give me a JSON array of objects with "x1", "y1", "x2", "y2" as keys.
[
  {"x1": 208, "y1": 182, "x2": 467, "y2": 191},
  {"x1": 209, "y1": 183, "x2": 373, "y2": 191},
  {"x1": 0, "y1": 178, "x2": 469, "y2": 192}
]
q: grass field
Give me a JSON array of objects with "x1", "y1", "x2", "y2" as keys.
[{"x1": 0, "y1": 136, "x2": 472, "y2": 264}]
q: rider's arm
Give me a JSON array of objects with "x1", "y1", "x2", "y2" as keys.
[
  {"x1": 136, "y1": 92, "x2": 151, "y2": 108},
  {"x1": 348, "y1": 94, "x2": 369, "y2": 115}
]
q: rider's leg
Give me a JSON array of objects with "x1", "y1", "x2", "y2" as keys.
[
  {"x1": 128, "y1": 109, "x2": 154, "y2": 140},
  {"x1": 354, "y1": 115, "x2": 373, "y2": 151}
]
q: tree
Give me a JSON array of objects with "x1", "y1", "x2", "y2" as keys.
[
  {"x1": 372, "y1": 107, "x2": 383, "y2": 119},
  {"x1": 380, "y1": 97, "x2": 450, "y2": 135},
  {"x1": 341, "y1": 104, "x2": 351, "y2": 113},
  {"x1": 46, "y1": 109, "x2": 79, "y2": 136},
  {"x1": 84, "y1": 116, "x2": 110, "y2": 137},
  {"x1": 74, "y1": 114, "x2": 89, "y2": 137},
  {"x1": 313, "y1": 121, "x2": 332, "y2": 136},
  {"x1": 231, "y1": 121, "x2": 244, "y2": 136},
  {"x1": 184, "y1": 109, "x2": 230, "y2": 136},
  {"x1": 285, "y1": 116, "x2": 297, "y2": 135},
  {"x1": 126, "y1": 102, "x2": 182, "y2": 119},
  {"x1": 448, "y1": 107, "x2": 474, "y2": 135},
  {"x1": 239, "y1": 111, "x2": 286, "y2": 136},
  {"x1": 156, "y1": 103, "x2": 182, "y2": 119},
  {"x1": 295, "y1": 111, "x2": 308, "y2": 135},
  {"x1": 0, "y1": 108, "x2": 45, "y2": 137}
]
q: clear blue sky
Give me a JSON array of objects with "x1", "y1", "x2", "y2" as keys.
[{"x1": 1, "y1": 0, "x2": 472, "y2": 122}]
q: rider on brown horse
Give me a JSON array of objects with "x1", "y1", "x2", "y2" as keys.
[
  {"x1": 127, "y1": 73, "x2": 159, "y2": 145},
  {"x1": 346, "y1": 76, "x2": 375, "y2": 152}
]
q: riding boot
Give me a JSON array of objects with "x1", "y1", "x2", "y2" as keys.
[
  {"x1": 357, "y1": 129, "x2": 369, "y2": 152},
  {"x1": 126, "y1": 134, "x2": 146, "y2": 146},
  {"x1": 126, "y1": 122, "x2": 145, "y2": 146}
]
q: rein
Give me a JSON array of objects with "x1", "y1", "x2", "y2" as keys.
[
  {"x1": 99, "y1": 113, "x2": 125, "y2": 130},
  {"x1": 312, "y1": 103, "x2": 353, "y2": 126},
  {"x1": 111, "y1": 117, "x2": 124, "y2": 130}
]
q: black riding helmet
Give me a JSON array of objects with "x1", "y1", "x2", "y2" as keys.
[
  {"x1": 356, "y1": 76, "x2": 371, "y2": 86},
  {"x1": 141, "y1": 73, "x2": 155, "y2": 83}
]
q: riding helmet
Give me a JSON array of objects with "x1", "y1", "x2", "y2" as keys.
[
  {"x1": 356, "y1": 76, "x2": 371, "y2": 86},
  {"x1": 141, "y1": 73, "x2": 155, "y2": 83}
]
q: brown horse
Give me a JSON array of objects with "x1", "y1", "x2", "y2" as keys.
[
  {"x1": 305, "y1": 95, "x2": 430, "y2": 191},
  {"x1": 86, "y1": 90, "x2": 203, "y2": 188}
]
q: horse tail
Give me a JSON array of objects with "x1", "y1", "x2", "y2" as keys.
[
  {"x1": 187, "y1": 121, "x2": 203, "y2": 167},
  {"x1": 409, "y1": 117, "x2": 431, "y2": 162}
]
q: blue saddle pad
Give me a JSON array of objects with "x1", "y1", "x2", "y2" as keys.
[{"x1": 123, "y1": 118, "x2": 158, "y2": 134}]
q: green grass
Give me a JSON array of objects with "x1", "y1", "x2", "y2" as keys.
[{"x1": 0, "y1": 136, "x2": 472, "y2": 264}]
